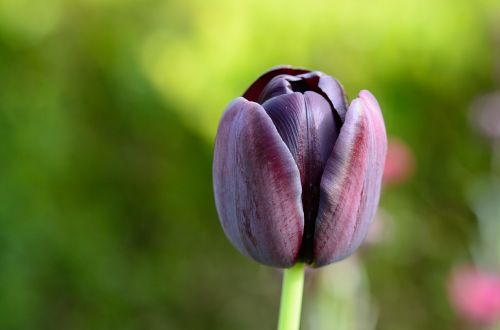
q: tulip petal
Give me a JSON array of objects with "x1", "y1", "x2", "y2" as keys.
[
  {"x1": 258, "y1": 75, "x2": 295, "y2": 103},
  {"x1": 355, "y1": 90, "x2": 387, "y2": 248},
  {"x1": 290, "y1": 72, "x2": 348, "y2": 123},
  {"x1": 213, "y1": 97, "x2": 304, "y2": 267},
  {"x1": 243, "y1": 66, "x2": 310, "y2": 102},
  {"x1": 262, "y1": 91, "x2": 338, "y2": 262},
  {"x1": 317, "y1": 75, "x2": 349, "y2": 121},
  {"x1": 261, "y1": 92, "x2": 306, "y2": 171},
  {"x1": 305, "y1": 91, "x2": 339, "y2": 166},
  {"x1": 313, "y1": 91, "x2": 387, "y2": 267},
  {"x1": 261, "y1": 92, "x2": 337, "y2": 181}
]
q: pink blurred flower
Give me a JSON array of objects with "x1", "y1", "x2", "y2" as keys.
[
  {"x1": 382, "y1": 137, "x2": 415, "y2": 186},
  {"x1": 470, "y1": 92, "x2": 500, "y2": 141},
  {"x1": 448, "y1": 265, "x2": 500, "y2": 325}
]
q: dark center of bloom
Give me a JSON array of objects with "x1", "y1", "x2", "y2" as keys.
[{"x1": 258, "y1": 74, "x2": 341, "y2": 263}]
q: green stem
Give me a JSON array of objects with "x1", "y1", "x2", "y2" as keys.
[{"x1": 277, "y1": 263, "x2": 305, "y2": 330}]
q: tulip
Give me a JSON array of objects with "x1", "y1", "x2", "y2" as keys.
[
  {"x1": 213, "y1": 66, "x2": 387, "y2": 268},
  {"x1": 448, "y1": 265, "x2": 500, "y2": 325},
  {"x1": 383, "y1": 137, "x2": 415, "y2": 186},
  {"x1": 470, "y1": 92, "x2": 500, "y2": 142}
]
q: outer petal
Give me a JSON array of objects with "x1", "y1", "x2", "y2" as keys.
[
  {"x1": 243, "y1": 65, "x2": 310, "y2": 102},
  {"x1": 313, "y1": 90, "x2": 387, "y2": 267},
  {"x1": 213, "y1": 97, "x2": 304, "y2": 267}
]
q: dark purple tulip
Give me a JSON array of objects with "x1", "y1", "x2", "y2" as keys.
[{"x1": 213, "y1": 66, "x2": 387, "y2": 268}]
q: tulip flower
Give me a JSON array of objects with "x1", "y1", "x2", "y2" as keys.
[
  {"x1": 470, "y1": 92, "x2": 500, "y2": 142},
  {"x1": 213, "y1": 66, "x2": 386, "y2": 330},
  {"x1": 448, "y1": 265, "x2": 500, "y2": 325},
  {"x1": 383, "y1": 137, "x2": 415, "y2": 186},
  {"x1": 213, "y1": 65, "x2": 387, "y2": 267}
]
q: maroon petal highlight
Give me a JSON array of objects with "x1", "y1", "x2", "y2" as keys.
[
  {"x1": 313, "y1": 90, "x2": 387, "y2": 267},
  {"x1": 213, "y1": 97, "x2": 304, "y2": 267}
]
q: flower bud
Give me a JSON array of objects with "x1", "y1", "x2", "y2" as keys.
[
  {"x1": 448, "y1": 265, "x2": 500, "y2": 325},
  {"x1": 213, "y1": 66, "x2": 387, "y2": 267}
]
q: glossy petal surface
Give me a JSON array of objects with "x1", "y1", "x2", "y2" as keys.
[
  {"x1": 313, "y1": 90, "x2": 387, "y2": 266},
  {"x1": 213, "y1": 97, "x2": 304, "y2": 267}
]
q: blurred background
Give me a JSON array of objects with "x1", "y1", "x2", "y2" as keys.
[{"x1": 1, "y1": 0, "x2": 500, "y2": 329}]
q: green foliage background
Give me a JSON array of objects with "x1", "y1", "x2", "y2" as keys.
[{"x1": 0, "y1": 0, "x2": 499, "y2": 329}]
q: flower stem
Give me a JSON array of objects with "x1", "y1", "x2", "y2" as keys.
[{"x1": 277, "y1": 263, "x2": 305, "y2": 330}]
